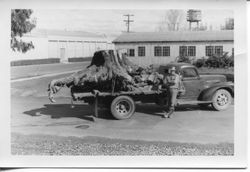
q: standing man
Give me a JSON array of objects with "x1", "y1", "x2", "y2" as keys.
[{"x1": 162, "y1": 66, "x2": 181, "y2": 118}]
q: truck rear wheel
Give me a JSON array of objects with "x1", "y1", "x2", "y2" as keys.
[
  {"x1": 110, "y1": 96, "x2": 135, "y2": 120},
  {"x1": 211, "y1": 89, "x2": 232, "y2": 111}
]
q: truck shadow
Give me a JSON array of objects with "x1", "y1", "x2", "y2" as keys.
[
  {"x1": 136, "y1": 103, "x2": 214, "y2": 117},
  {"x1": 23, "y1": 103, "x2": 215, "y2": 121},
  {"x1": 23, "y1": 104, "x2": 113, "y2": 121}
]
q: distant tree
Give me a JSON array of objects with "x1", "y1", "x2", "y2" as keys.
[
  {"x1": 195, "y1": 22, "x2": 207, "y2": 31},
  {"x1": 11, "y1": 9, "x2": 36, "y2": 53},
  {"x1": 221, "y1": 18, "x2": 234, "y2": 30},
  {"x1": 157, "y1": 10, "x2": 185, "y2": 31},
  {"x1": 209, "y1": 24, "x2": 213, "y2": 31},
  {"x1": 193, "y1": 57, "x2": 206, "y2": 68},
  {"x1": 176, "y1": 55, "x2": 191, "y2": 63},
  {"x1": 204, "y1": 52, "x2": 234, "y2": 68}
]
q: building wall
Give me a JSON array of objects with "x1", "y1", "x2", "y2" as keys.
[
  {"x1": 11, "y1": 34, "x2": 115, "y2": 62},
  {"x1": 114, "y1": 41, "x2": 233, "y2": 66},
  {"x1": 48, "y1": 35, "x2": 114, "y2": 62}
]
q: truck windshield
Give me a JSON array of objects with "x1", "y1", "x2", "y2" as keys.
[{"x1": 182, "y1": 68, "x2": 198, "y2": 78}]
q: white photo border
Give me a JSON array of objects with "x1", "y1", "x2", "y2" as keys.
[{"x1": 0, "y1": 0, "x2": 247, "y2": 168}]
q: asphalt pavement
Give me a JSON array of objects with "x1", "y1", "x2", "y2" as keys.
[
  {"x1": 11, "y1": 62, "x2": 89, "y2": 80},
  {"x1": 10, "y1": 63, "x2": 234, "y2": 155}
]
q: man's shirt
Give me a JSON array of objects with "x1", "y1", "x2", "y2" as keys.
[{"x1": 163, "y1": 73, "x2": 181, "y2": 89}]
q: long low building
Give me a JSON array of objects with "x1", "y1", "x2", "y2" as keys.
[
  {"x1": 113, "y1": 30, "x2": 234, "y2": 66},
  {"x1": 11, "y1": 29, "x2": 114, "y2": 62}
]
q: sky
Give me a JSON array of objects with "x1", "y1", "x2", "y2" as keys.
[{"x1": 31, "y1": 9, "x2": 233, "y2": 39}]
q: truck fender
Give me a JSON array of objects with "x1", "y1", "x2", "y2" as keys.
[{"x1": 198, "y1": 85, "x2": 234, "y2": 101}]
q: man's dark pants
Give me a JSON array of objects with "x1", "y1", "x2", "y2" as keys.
[{"x1": 165, "y1": 87, "x2": 178, "y2": 117}]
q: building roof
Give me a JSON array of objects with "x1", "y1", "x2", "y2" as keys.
[
  {"x1": 113, "y1": 30, "x2": 234, "y2": 43},
  {"x1": 26, "y1": 29, "x2": 106, "y2": 38}
]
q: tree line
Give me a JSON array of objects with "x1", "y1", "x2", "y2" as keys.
[{"x1": 11, "y1": 9, "x2": 36, "y2": 53}]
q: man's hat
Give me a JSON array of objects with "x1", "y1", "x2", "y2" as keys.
[{"x1": 170, "y1": 66, "x2": 176, "y2": 71}]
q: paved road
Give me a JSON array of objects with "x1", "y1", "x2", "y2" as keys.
[
  {"x1": 11, "y1": 71, "x2": 234, "y2": 144},
  {"x1": 11, "y1": 62, "x2": 89, "y2": 80}
]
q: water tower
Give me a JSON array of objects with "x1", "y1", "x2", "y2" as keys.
[{"x1": 187, "y1": 10, "x2": 201, "y2": 30}]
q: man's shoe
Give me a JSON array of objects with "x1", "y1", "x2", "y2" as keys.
[
  {"x1": 167, "y1": 109, "x2": 174, "y2": 118},
  {"x1": 163, "y1": 114, "x2": 169, "y2": 118},
  {"x1": 162, "y1": 111, "x2": 168, "y2": 118}
]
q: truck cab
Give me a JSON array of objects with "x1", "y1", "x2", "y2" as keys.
[{"x1": 159, "y1": 63, "x2": 234, "y2": 111}]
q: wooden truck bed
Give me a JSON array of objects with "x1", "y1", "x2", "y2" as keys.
[{"x1": 72, "y1": 90, "x2": 163, "y2": 100}]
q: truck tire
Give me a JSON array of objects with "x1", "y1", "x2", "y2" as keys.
[
  {"x1": 110, "y1": 96, "x2": 135, "y2": 120},
  {"x1": 211, "y1": 89, "x2": 232, "y2": 111}
]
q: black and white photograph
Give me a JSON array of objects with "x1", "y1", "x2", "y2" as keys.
[{"x1": 0, "y1": 0, "x2": 247, "y2": 169}]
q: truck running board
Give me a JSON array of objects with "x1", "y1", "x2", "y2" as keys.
[{"x1": 177, "y1": 100, "x2": 212, "y2": 105}]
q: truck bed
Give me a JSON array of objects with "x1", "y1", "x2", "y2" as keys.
[{"x1": 72, "y1": 90, "x2": 163, "y2": 100}]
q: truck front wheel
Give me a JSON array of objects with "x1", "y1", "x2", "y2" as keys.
[
  {"x1": 110, "y1": 96, "x2": 135, "y2": 120},
  {"x1": 212, "y1": 89, "x2": 232, "y2": 111}
]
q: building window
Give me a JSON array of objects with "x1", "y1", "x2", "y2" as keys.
[
  {"x1": 154, "y1": 46, "x2": 162, "y2": 56},
  {"x1": 179, "y1": 46, "x2": 188, "y2": 56},
  {"x1": 188, "y1": 46, "x2": 196, "y2": 56},
  {"x1": 206, "y1": 46, "x2": 223, "y2": 57},
  {"x1": 154, "y1": 46, "x2": 170, "y2": 56},
  {"x1": 128, "y1": 49, "x2": 135, "y2": 57},
  {"x1": 215, "y1": 46, "x2": 223, "y2": 56},
  {"x1": 163, "y1": 46, "x2": 170, "y2": 56},
  {"x1": 205, "y1": 46, "x2": 214, "y2": 56},
  {"x1": 138, "y1": 46, "x2": 145, "y2": 56}
]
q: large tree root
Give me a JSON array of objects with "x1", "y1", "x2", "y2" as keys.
[{"x1": 48, "y1": 50, "x2": 163, "y2": 103}]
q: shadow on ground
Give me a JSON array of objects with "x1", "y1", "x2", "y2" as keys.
[
  {"x1": 23, "y1": 102, "x2": 214, "y2": 121},
  {"x1": 23, "y1": 104, "x2": 113, "y2": 121},
  {"x1": 136, "y1": 103, "x2": 214, "y2": 117}
]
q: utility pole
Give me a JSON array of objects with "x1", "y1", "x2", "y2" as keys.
[{"x1": 123, "y1": 14, "x2": 134, "y2": 32}]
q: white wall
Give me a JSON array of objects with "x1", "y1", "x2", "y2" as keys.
[
  {"x1": 106, "y1": 43, "x2": 115, "y2": 50},
  {"x1": 11, "y1": 34, "x2": 115, "y2": 62},
  {"x1": 48, "y1": 39, "x2": 114, "y2": 60},
  {"x1": 48, "y1": 41, "x2": 57, "y2": 58}
]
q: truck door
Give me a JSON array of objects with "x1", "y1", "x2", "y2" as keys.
[{"x1": 179, "y1": 67, "x2": 203, "y2": 99}]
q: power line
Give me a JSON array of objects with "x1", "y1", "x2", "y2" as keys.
[{"x1": 123, "y1": 14, "x2": 134, "y2": 32}]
